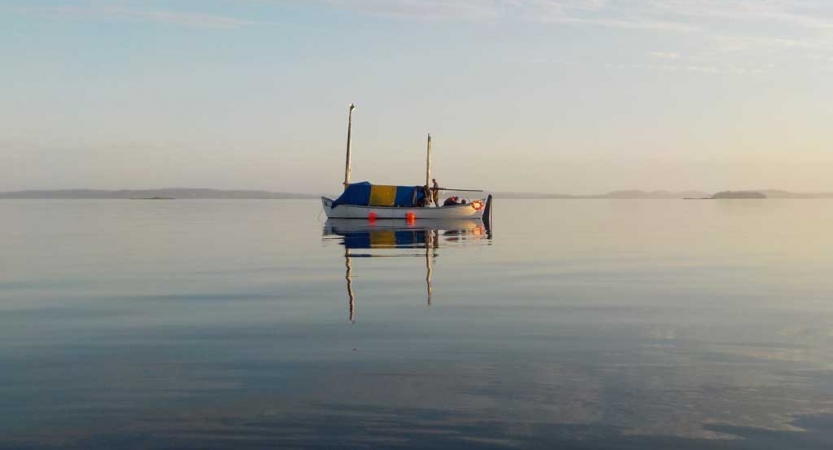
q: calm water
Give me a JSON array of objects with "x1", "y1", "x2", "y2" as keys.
[{"x1": 2, "y1": 199, "x2": 833, "y2": 449}]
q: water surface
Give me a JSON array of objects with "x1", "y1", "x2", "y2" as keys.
[{"x1": 2, "y1": 199, "x2": 833, "y2": 449}]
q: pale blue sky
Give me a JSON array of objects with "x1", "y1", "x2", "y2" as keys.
[{"x1": 1, "y1": 0, "x2": 831, "y2": 194}]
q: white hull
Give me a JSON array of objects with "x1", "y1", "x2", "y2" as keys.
[{"x1": 322, "y1": 196, "x2": 490, "y2": 220}]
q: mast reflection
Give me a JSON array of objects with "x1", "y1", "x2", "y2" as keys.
[
  {"x1": 345, "y1": 247, "x2": 355, "y2": 323},
  {"x1": 323, "y1": 219, "x2": 491, "y2": 322}
]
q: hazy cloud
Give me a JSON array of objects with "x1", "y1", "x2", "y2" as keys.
[
  {"x1": 279, "y1": 0, "x2": 833, "y2": 29},
  {"x1": 3, "y1": 2, "x2": 258, "y2": 29},
  {"x1": 649, "y1": 0, "x2": 833, "y2": 29},
  {"x1": 605, "y1": 61, "x2": 762, "y2": 75},
  {"x1": 713, "y1": 34, "x2": 828, "y2": 52},
  {"x1": 277, "y1": 0, "x2": 502, "y2": 20},
  {"x1": 650, "y1": 51, "x2": 681, "y2": 59},
  {"x1": 272, "y1": 0, "x2": 833, "y2": 62},
  {"x1": 9, "y1": 1, "x2": 833, "y2": 40}
]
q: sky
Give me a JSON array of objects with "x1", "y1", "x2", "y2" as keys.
[{"x1": 1, "y1": 0, "x2": 832, "y2": 194}]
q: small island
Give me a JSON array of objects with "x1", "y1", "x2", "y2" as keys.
[
  {"x1": 711, "y1": 191, "x2": 766, "y2": 199},
  {"x1": 130, "y1": 196, "x2": 175, "y2": 200}
]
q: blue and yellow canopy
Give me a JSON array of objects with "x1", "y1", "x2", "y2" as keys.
[{"x1": 332, "y1": 182, "x2": 426, "y2": 208}]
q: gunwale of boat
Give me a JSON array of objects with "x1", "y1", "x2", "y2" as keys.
[{"x1": 321, "y1": 196, "x2": 489, "y2": 220}]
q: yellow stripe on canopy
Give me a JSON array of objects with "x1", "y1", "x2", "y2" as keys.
[{"x1": 369, "y1": 185, "x2": 397, "y2": 206}]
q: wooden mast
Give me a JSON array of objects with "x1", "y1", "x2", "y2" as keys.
[
  {"x1": 425, "y1": 133, "x2": 432, "y2": 204},
  {"x1": 425, "y1": 134, "x2": 432, "y2": 187},
  {"x1": 344, "y1": 103, "x2": 355, "y2": 190}
]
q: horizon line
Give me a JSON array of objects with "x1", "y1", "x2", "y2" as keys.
[{"x1": 3, "y1": 187, "x2": 833, "y2": 197}]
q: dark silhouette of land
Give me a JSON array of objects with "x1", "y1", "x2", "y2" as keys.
[
  {"x1": 711, "y1": 191, "x2": 767, "y2": 199},
  {"x1": 757, "y1": 190, "x2": 833, "y2": 199}
]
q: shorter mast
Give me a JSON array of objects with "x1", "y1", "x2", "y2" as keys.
[
  {"x1": 425, "y1": 133, "x2": 432, "y2": 204},
  {"x1": 343, "y1": 103, "x2": 355, "y2": 190},
  {"x1": 425, "y1": 134, "x2": 432, "y2": 186}
]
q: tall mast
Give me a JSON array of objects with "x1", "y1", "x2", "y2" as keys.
[
  {"x1": 344, "y1": 103, "x2": 355, "y2": 190},
  {"x1": 425, "y1": 133, "x2": 432, "y2": 188}
]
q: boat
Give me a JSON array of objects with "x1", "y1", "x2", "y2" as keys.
[{"x1": 321, "y1": 104, "x2": 492, "y2": 222}]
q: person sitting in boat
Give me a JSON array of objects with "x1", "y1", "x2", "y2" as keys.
[
  {"x1": 431, "y1": 178, "x2": 440, "y2": 206},
  {"x1": 443, "y1": 196, "x2": 459, "y2": 206}
]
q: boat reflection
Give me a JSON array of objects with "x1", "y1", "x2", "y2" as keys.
[{"x1": 323, "y1": 219, "x2": 491, "y2": 322}]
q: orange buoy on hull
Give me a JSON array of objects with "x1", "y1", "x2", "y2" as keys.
[{"x1": 406, "y1": 212, "x2": 416, "y2": 223}]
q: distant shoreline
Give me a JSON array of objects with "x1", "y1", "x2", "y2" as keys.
[
  {"x1": 1, "y1": 188, "x2": 832, "y2": 200},
  {"x1": 0, "y1": 189, "x2": 321, "y2": 200},
  {"x1": 685, "y1": 191, "x2": 768, "y2": 200}
]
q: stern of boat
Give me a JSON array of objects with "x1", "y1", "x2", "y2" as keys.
[{"x1": 483, "y1": 194, "x2": 493, "y2": 224}]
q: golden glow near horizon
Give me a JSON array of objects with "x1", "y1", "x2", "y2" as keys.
[{"x1": 1, "y1": 1, "x2": 831, "y2": 194}]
